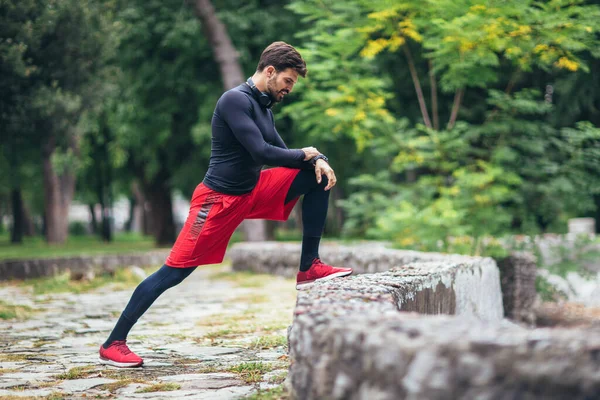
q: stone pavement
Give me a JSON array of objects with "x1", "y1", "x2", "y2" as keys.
[{"x1": 0, "y1": 263, "x2": 296, "y2": 399}]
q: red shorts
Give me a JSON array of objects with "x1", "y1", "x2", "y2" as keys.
[{"x1": 165, "y1": 167, "x2": 301, "y2": 268}]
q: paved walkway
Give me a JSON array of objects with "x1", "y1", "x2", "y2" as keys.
[{"x1": 0, "y1": 263, "x2": 297, "y2": 399}]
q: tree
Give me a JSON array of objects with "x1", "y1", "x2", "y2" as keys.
[
  {"x1": 112, "y1": 0, "x2": 219, "y2": 245},
  {"x1": 1, "y1": 0, "x2": 114, "y2": 243},
  {"x1": 288, "y1": 0, "x2": 600, "y2": 248},
  {"x1": 189, "y1": 0, "x2": 269, "y2": 241}
]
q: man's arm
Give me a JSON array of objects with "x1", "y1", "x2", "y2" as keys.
[
  {"x1": 271, "y1": 125, "x2": 316, "y2": 170},
  {"x1": 219, "y1": 91, "x2": 306, "y2": 166}
]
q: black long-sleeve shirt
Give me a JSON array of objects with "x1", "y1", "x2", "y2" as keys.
[{"x1": 202, "y1": 83, "x2": 313, "y2": 195}]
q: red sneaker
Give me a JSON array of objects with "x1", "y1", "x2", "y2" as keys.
[
  {"x1": 98, "y1": 340, "x2": 143, "y2": 368},
  {"x1": 296, "y1": 258, "x2": 353, "y2": 290}
]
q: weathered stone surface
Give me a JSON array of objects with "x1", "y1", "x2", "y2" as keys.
[
  {"x1": 288, "y1": 267, "x2": 600, "y2": 400},
  {"x1": 497, "y1": 252, "x2": 537, "y2": 323},
  {"x1": 0, "y1": 388, "x2": 56, "y2": 397},
  {"x1": 0, "y1": 251, "x2": 170, "y2": 281},
  {"x1": 293, "y1": 266, "x2": 502, "y2": 322},
  {"x1": 232, "y1": 242, "x2": 504, "y2": 321},
  {"x1": 57, "y1": 377, "x2": 116, "y2": 392}
]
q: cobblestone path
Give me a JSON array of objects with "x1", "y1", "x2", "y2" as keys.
[{"x1": 0, "y1": 263, "x2": 296, "y2": 399}]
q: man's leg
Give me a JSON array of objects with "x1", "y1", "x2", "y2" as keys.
[
  {"x1": 285, "y1": 169, "x2": 330, "y2": 271},
  {"x1": 247, "y1": 167, "x2": 352, "y2": 288},
  {"x1": 99, "y1": 265, "x2": 195, "y2": 367}
]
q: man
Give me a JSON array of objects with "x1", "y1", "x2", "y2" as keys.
[{"x1": 99, "y1": 41, "x2": 352, "y2": 368}]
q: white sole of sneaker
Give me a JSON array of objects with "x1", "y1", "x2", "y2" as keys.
[
  {"x1": 98, "y1": 356, "x2": 143, "y2": 368},
  {"x1": 296, "y1": 270, "x2": 353, "y2": 290}
]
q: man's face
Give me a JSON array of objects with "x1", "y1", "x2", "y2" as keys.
[{"x1": 265, "y1": 67, "x2": 298, "y2": 103}]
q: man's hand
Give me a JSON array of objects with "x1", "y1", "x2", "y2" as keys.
[
  {"x1": 315, "y1": 159, "x2": 337, "y2": 191},
  {"x1": 302, "y1": 147, "x2": 320, "y2": 161}
]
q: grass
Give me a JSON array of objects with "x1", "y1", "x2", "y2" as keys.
[
  {"x1": 250, "y1": 335, "x2": 287, "y2": 350},
  {"x1": 135, "y1": 383, "x2": 181, "y2": 393},
  {"x1": 228, "y1": 362, "x2": 274, "y2": 384},
  {"x1": 267, "y1": 372, "x2": 288, "y2": 385},
  {"x1": 0, "y1": 232, "x2": 165, "y2": 261},
  {"x1": 19, "y1": 266, "x2": 156, "y2": 295},
  {"x1": 208, "y1": 270, "x2": 273, "y2": 288},
  {"x1": 243, "y1": 385, "x2": 288, "y2": 400},
  {"x1": 0, "y1": 353, "x2": 51, "y2": 362},
  {"x1": 0, "y1": 394, "x2": 66, "y2": 400},
  {"x1": 231, "y1": 293, "x2": 271, "y2": 303},
  {"x1": 55, "y1": 365, "x2": 96, "y2": 380},
  {"x1": 46, "y1": 393, "x2": 68, "y2": 400},
  {"x1": 0, "y1": 301, "x2": 34, "y2": 320},
  {"x1": 0, "y1": 368, "x2": 20, "y2": 374},
  {"x1": 33, "y1": 339, "x2": 55, "y2": 348},
  {"x1": 98, "y1": 378, "x2": 148, "y2": 393}
]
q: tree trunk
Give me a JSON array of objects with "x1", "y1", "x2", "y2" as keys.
[
  {"x1": 101, "y1": 204, "x2": 112, "y2": 242},
  {"x1": 189, "y1": 0, "x2": 244, "y2": 89},
  {"x1": 143, "y1": 175, "x2": 175, "y2": 246},
  {"x1": 89, "y1": 203, "x2": 98, "y2": 234},
  {"x1": 447, "y1": 88, "x2": 464, "y2": 130},
  {"x1": 21, "y1": 201, "x2": 36, "y2": 236},
  {"x1": 131, "y1": 182, "x2": 150, "y2": 235},
  {"x1": 403, "y1": 45, "x2": 432, "y2": 129},
  {"x1": 593, "y1": 194, "x2": 600, "y2": 234},
  {"x1": 42, "y1": 134, "x2": 76, "y2": 244},
  {"x1": 10, "y1": 188, "x2": 24, "y2": 244},
  {"x1": 265, "y1": 220, "x2": 277, "y2": 241},
  {"x1": 428, "y1": 60, "x2": 439, "y2": 131},
  {"x1": 190, "y1": 0, "x2": 267, "y2": 242},
  {"x1": 124, "y1": 195, "x2": 136, "y2": 232}
]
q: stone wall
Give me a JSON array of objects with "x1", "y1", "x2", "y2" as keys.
[
  {"x1": 289, "y1": 307, "x2": 600, "y2": 400},
  {"x1": 497, "y1": 252, "x2": 538, "y2": 324},
  {"x1": 228, "y1": 242, "x2": 598, "y2": 399},
  {"x1": 229, "y1": 241, "x2": 533, "y2": 320},
  {"x1": 288, "y1": 271, "x2": 600, "y2": 399},
  {"x1": 0, "y1": 251, "x2": 170, "y2": 281}
]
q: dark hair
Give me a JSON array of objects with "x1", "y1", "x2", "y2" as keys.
[{"x1": 256, "y1": 41, "x2": 307, "y2": 77}]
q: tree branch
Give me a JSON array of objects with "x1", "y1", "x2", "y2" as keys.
[
  {"x1": 428, "y1": 60, "x2": 439, "y2": 131},
  {"x1": 447, "y1": 88, "x2": 464, "y2": 130},
  {"x1": 403, "y1": 45, "x2": 432, "y2": 129}
]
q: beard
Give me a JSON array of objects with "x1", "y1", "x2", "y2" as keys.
[{"x1": 266, "y1": 75, "x2": 287, "y2": 103}]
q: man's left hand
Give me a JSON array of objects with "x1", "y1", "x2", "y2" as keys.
[{"x1": 315, "y1": 159, "x2": 337, "y2": 191}]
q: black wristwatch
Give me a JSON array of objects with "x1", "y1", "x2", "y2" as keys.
[{"x1": 311, "y1": 154, "x2": 329, "y2": 166}]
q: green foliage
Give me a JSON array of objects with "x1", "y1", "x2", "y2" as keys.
[
  {"x1": 356, "y1": 0, "x2": 600, "y2": 91},
  {"x1": 68, "y1": 222, "x2": 88, "y2": 237},
  {"x1": 341, "y1": 90, "x2": 567, "y2": 249},
  {"x1": 56, "y1": 366, "x2": 97, "y2": 380},
  {"x1": 135, "y1": 383, "x2": 181, "y2": 393},
  {"x1": 244, "y1": 385, "x2": 288, "y2": 400},
  {"x1": 22, "y1": 268, "x2": 145, "y2": 295},
  {"x1": 290, "y1": 0, "x2": 600, "y2": 247},
  {"x1": 0, "y1": 301, "x2": 34, "y2": 320},
  {"x1": 2, "y1": 0, "x2": 600, "y2": 250},
  {"x1": 536, "y1": 274, "x2": 565, "y2": 302},
  {"x1": 228, "y1": 361, "x2": 273, "y2": 384}
]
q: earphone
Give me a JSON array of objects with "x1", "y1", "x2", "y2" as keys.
[{"x1": 246, "y1": 77, "x2": 273, "y2": 109}]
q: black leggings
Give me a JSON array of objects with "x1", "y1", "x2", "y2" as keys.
[{"x1": 104, "y1": 170, "x2": 329, "y2": 346}]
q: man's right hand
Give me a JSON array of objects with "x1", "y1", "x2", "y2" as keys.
[{"x1": 302, "y1": 147, "x2": 320, "y2": 161}]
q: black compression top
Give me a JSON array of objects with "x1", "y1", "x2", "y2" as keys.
[{"x1": 202, "y1": 83, "x2": 313, "y2": 195}]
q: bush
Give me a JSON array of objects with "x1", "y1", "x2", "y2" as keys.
[{"x1": 69, "y1": 221, "x2": 88, "y2": 236}]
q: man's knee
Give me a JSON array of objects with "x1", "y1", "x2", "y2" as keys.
[{"x1": 316, "y1": 175, "x2": 329, "y2": 191}]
